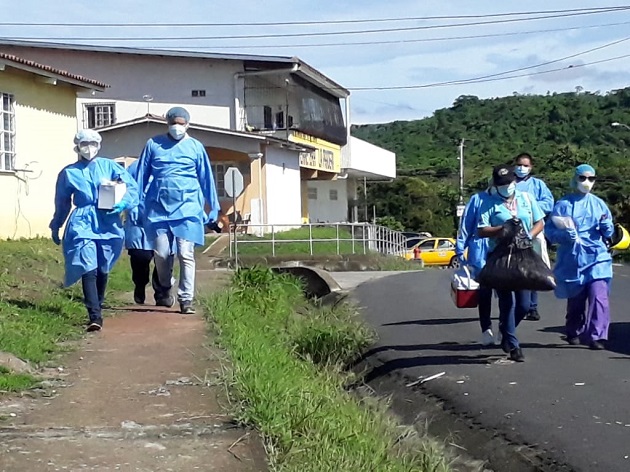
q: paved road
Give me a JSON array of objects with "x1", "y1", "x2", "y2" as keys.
[{"x1": 353, "y1": 265, "x2": 630, "y2": 472}]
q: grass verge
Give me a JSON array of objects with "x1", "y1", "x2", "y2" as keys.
[
  {"x1": 0, "y1": 238, "x2": 131, "y2": 391},
  {"x1": 203, "y1": 267, "x2": 451, "y2": 472}
]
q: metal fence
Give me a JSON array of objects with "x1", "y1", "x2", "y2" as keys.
[{"x1": 227, "y1": 222, "x2": 408, "y2": 259}]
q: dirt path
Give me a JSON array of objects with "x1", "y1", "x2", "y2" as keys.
[{"x1": 0, "y1": 272, "x2": 266, "y2": 472}]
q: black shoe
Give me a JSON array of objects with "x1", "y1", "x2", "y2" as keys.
[
  {"x1": 525, "y1": 309, "x2": 540, "y2": 321},
  {"x1": 509, "y1": 348, "x2": 525, "y2": 362},
  {"x1": 155, "y1": 296, "x2": 175, "y2": 308},
  {"x1": 500, "y1": 334, "x2": 510, "y2": 354},
  {"x1": 566, "y1": 336, "x2": 580, "y2": 346},
  {"x1": 86, "y1": 319, "x2": 103, "y2": 332},
  {"x1": 590, "y1": 340, "x2": 605, "y2": 350},
  {"x1": 180, "y1": 302, "x2": 195, "y2": 315},
  {"x1": 133, "y1": 287, "x2": 145, "y2": 305}
]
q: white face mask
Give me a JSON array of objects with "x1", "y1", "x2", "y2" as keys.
[
  {"x1": 496, "y1": 182, "x2": 516, "y2": 199},
  {"x1": 577, "y1": 180, "x2": 595, "y2": 194},
  {"x1": 515, "y1": 165, "x2": 531, "y2": 178},
  {"x1": 169, "y1": 124, "x2": 187, "y2": 140},
  {"x1": 79, "y1": 144, "x2": 99, "y2": 160}
]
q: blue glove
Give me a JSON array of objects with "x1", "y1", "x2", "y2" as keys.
[
  {"x1": 457, "y1": 253, "x2": 466, "y2": 265},
  {"x1": 51, "y1": 229, "x2": 61, "y2": 246},
  {"x1": 566, "y1": 228, "x2": 578, "y2": 242},
  {"x1": 599, "y1": 217, "x2": 614, "y2": 237},
  {"x1": 107, "y1": 201, "x2": 127, "y2": 215}
]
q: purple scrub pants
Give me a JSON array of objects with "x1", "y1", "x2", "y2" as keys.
[{"x1": 565, "y1": 279, "x2": 610, "y2": 342}]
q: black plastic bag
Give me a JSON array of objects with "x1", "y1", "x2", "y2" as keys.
[{"x1": 477, "y1": 219, "x2": 556, "y2": 291}]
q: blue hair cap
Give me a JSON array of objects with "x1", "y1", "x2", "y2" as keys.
[
  {"x1": 165, "y1": 106, "x2": 190, "y2": 124},
  {"x1": 74, "y1": 129, "x2": 102, "y2": 144},
  {"x1": 575, "y1": 164, "x2": 595, "y2": 176}
]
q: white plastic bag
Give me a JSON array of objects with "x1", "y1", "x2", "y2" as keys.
[{"x1": 451, "y1": 266, "x2": 479, "y2": 290}]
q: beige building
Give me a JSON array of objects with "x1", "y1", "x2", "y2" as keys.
[{"x1": 0, "y1": 52, "x2": 106, "y2": 239}]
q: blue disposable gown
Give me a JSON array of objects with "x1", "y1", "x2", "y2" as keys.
[
  {"x1": 50, "y1": 157, "x2": 139, "y2": 287},
  {"x1": 456, "y1": 191, "x2": 491, "y2": 276},
  {"x1": 515, "y1": 176, "x2": 554, "y2": 214},
  {"x1": 545, "y1": 193, "x2": 614, "y2": 299},
  {"x1": 124, "y1": 160, "x2": 152, "y2": 250},
  {"x1": 135, "y1": 134, "x2": 219, "y2": 247}
]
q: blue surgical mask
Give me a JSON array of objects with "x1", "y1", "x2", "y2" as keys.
[
  {"x1": 496, "y1": 182, "x2": 516, "y2": 199},
  {"x1": 515, "y1": 166, "x2": 531, "y2": 178},
  {"x1": 168, "y1": 124, "x2": 187, "y2": 140}
]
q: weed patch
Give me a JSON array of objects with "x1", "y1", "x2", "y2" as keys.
[
  {"x1": 0, "y1": 366, "x2": 37, "y2": 392},
  {"x1": 0, "y1": 239, "x2": 131, "y2": 377},
  {"x1": 203, "y1": 267, "x2": 452, "y2": 472}
]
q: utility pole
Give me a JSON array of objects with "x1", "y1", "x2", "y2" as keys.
[
  {"x1": 458, "y1": 138, "x2": 465, "y2": 204},
  {"x1": 456, "y1": 139, "x2": 466, "y2": 231}
]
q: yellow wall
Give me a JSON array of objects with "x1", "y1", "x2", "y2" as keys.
[
  {"x1": 206, "y1": 147, "x2": 260, "y2": 221},
  {"x1": 0, "y1": 69, "x2": 78, "y2": 239}
]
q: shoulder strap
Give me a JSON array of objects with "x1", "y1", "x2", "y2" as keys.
[{"x1": 521, "y1": 191, "x2": 534, "y2": 227}]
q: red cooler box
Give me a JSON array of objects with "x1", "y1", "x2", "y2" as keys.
[{"x1": 451, "y1": 266, "x2": 479, "y2": 309}]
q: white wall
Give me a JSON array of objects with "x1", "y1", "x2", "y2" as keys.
[
  {"x1": 264, "y1": 147, "x2": 302, "y2": 227},
  {"x1": 347, "y1": 136, "x2": 396, "y2": 179},
  {"x1": 307, "y1": 179, "x2": 348, "y2": 223},
  {"x1": 0, "y1": 46, "x2": 242, "y2": 129}
]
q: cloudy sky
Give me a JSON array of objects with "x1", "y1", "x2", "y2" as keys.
[{"x1": 2, "y1": 0, "x2": 630, "y2": 124}]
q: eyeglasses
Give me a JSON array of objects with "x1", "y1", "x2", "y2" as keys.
[{"x1": 577, "y1": 175, "x2": 596, "y2": 182}]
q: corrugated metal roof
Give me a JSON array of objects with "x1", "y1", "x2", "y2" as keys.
[
  {"x1": 97, "y1": 114, "x2": 315, "y2": 151},
  {"x1": 0, "y1": 39, "x2": 294, "y2": 64},
  {"x1": 0, "y1": 51, "x2": 108, "y2": 88}
]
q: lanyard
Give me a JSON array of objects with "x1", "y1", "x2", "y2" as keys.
[{"x1": 504, "y1": 198, "x2": 517, "y2": 217}]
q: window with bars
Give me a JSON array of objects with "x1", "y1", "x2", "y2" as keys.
[
  {"x1": 0, "y1": 92, "x2": 15, "y2": 172},
  {"x1": 211, "y1": 162, "x2": 236, "y2": 198},
  {"x1": 85, "y1": 103, "x2": 115, "y2": 128}
]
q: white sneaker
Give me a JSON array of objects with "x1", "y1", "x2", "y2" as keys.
[{"x1": 481, "y1": 329, "x2": 495, "y2": 346}]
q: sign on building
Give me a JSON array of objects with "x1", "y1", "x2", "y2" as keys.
[{"x1": 290, "y1": 131, "x2": 341, "y2": 173}]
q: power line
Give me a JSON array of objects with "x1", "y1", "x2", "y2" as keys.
[
  {"x1": 410, "y1": 36, "x2": 630, "y2": 88},
  {"x1": 348, "y1": 52, "x2": 630, "y2": 91},
  {"x1": 4, "y1": 9, "x2": 629, "y2": 41},
  {"x1": 149, "y1": 20, "x2": 630, "y2": 50},
  {"x1": 238, "y1": 37, "x2": 630, "y2": 92},
  {"x1": 1, "y1": 6, "x2": 628, "y2": 27}
]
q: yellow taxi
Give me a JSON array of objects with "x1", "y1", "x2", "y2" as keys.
[{"x1": 404, "y1": 237, "x2": 459, "y2": 267}]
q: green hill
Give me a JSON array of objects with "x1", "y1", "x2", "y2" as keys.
[{"x1": 352, "y1": 88, "x2": 630, "y2": 235}]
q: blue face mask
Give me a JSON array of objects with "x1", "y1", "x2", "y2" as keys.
[
  {"x1": 515, "y1": 165, "x2": 531, "y2": 178},
  {"x1": 496, "y1": 182, "x2": 516, "y2": 199}
]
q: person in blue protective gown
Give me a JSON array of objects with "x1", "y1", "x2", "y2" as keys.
[
  {"x1": 478, "y1": 164, "x2": 545, "y2": 363},
  {"x1": 513, "y1": 152, "x2": 554, "y2": 322},
  {"x1": 545, "y1": 164, "x2": 614, "y2": 351},
  {"x1": 456, "y1": 183, "x2": 493, "y2": 346},
  {"x1": 135, "y1": 106, "x2": 219, "y2": 314},
  {"x1": 123, "y1": 159, "x2": 158, "y2": 305},
  {"x1": 50, "y1": 130, "x2": 139, "y2": 332}
]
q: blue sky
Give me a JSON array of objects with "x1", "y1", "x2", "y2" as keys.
[{"x1": 2, "y1": 0, "x2": 630, "y2": 124}]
